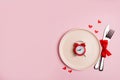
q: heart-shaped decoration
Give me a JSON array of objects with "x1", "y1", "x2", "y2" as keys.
[
  {"x1": 88, "y1": 25, "x2": 93, "y2": 28},
  {"x1": 98, "y1": 20, "x2": 101, "y2": 23},
  {"x1": 68, "y1": 69, "x2": 72, "y2": 73},
  {"x1": 94, "y1": 30, "x2": 99, "y2": 33},
  {"x1": 62, "y1": 66, "x2": 66, "y2": 70}
]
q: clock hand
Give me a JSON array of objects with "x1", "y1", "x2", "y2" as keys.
[{"x1": 78, "y1": 49, "x2": 81, "y2": 51}]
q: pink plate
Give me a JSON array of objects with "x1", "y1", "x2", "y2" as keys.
[{"x1": 59, "y1": 29, "x2": 101, "y2": 70}]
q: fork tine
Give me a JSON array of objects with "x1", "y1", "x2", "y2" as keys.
[{"x1": 106, "y1": 29, "x2": 115, "y2": 39}]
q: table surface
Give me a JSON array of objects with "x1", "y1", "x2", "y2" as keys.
[{"x1": 0, "y1": 0, "x2": 120, "y2": 80}]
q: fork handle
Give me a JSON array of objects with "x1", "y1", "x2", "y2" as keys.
[{"x1": 99, "y1": 57, "x2": 104, "y2": 71}]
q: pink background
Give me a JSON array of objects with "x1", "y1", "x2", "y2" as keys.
[{"x1": 0, "y1": 0, "x2": 120, "y2": 80}]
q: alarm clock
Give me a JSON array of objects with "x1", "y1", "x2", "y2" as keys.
[{"x1": 73, "y1": 41, "x2": 86, "y2": 56}]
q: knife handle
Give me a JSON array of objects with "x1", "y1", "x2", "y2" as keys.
[{"x1": 94, "y1": 56, "x2": 101, "y2": 70}]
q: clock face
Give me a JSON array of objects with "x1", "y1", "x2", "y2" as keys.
[{"x1": 75, "y1": 46, "x2": 85, "y2": 55}]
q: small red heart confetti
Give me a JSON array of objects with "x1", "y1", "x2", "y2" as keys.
[
  {"x1": 94, "y1": 30, "x2": 99, "y2": 33},
  {"x1": 68, "y1": 69, "x2": 72, "y2": 73},
  {"x1": 98, "y1": 20, "x2": 101, "y2": 24},
  {"x1": 88, "y1": 25, "x2": 93, "y2": 28},
  {"x1": 62, "y1": 66, "x2": 66, "y2": 70}
]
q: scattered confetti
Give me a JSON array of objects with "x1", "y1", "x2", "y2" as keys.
[
  {"x1": 68, "y1": 69, "x2": 72, "y2": 73},
  {"x1": 98, "y1": 20, "x2": 101, "y2": 24},
  {"x1": 94, "y1": 30, "x2": 99, "y2": 33},
  {"x1": 62, "y1": 66, "x2": 66, "y2": 70},
  {"x1": 88, "y1": 25, "x2": 93, "y2": 28}
]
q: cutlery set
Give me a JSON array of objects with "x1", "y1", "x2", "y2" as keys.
[{"x1": 94, "y1": 25, "x2": 115, "y2": 71}]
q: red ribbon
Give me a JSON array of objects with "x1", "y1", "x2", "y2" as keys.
[{"x1": 100, "y1": 40, "x2": 111, "y2": 58}]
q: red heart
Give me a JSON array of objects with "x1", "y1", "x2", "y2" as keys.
[
  {"x1": 62, "y1": 66, "x2": 66, "y2": 70},
  {"x1": 68, "y1": 69, "x2": 72, "y2": 73},
  {"x1": 98, "y1": 20, "x2": 101, "y2": 23},
  {"x1": 94, "y1": 30, "x2": 99, "y2": 33},
  {"x1": 88, "y1": 25, "x2": 93, "y2": 28}
]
